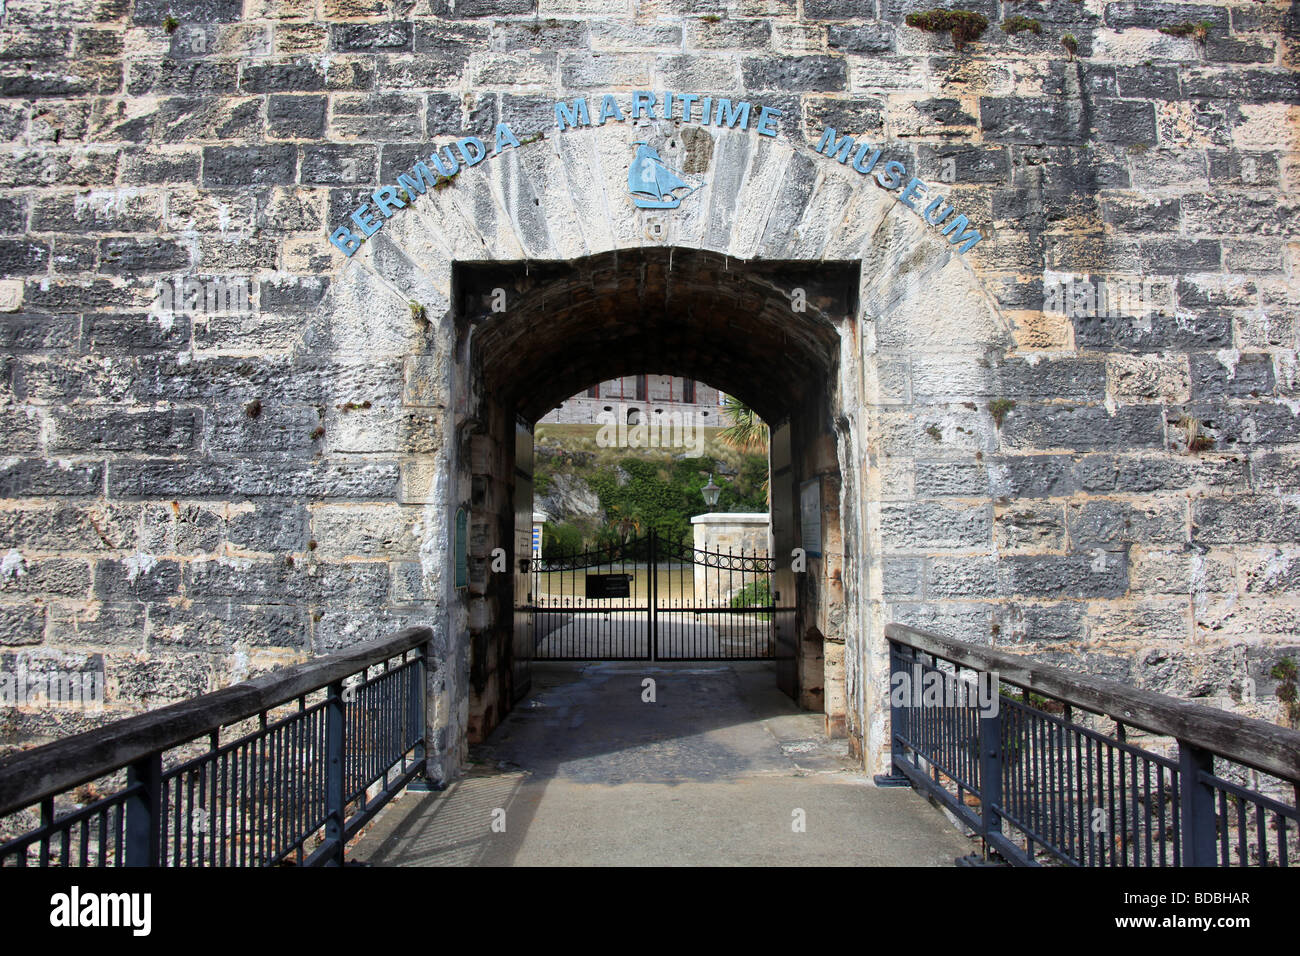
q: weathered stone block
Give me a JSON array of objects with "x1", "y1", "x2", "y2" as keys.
[
  {"x1": 1067, "y1": 498, "x2": 1186, "y2": 548},
  {"x1": 0, "y1": 557, "x2": 90, "y2": 598},
  {"x1": 0, "y1": 313, "x2": 75, "y2": 351},
  {"x1": 1000, "y1": 404, "x2": 1164, "y2": 452},
  {"x1": 1077, "y1": 453, "x2": 1248, "y2": 494},
  {"x1": 1193, "y1": 496, "x2": 1300, "y2": 544},
  {"x1": 741, "y1": 55, "x2": 847, "y2": 92},
  {"x1": 1189, "y1": 352, "x2": 1276, "y2": 400},
  {"x1": 926, "y1": 556, "x2": 998, "y2": 597},
  {"x1": 0, "y1": 604, "x2": 45, "y2": 646},
  {"x1": 268, "y1": 95, "x2": 328, "y2": 140},
  {"x1": 1001, "y1": 551, "x2": 1129, "y2": 598},
  {"x1": 995, "y1": 503, "x2": 1067, "y2": 551},
  {"x1": 0, "y1": 459, "x2": 104, "y2": 498},
  {"x1": 49, "y1": 408, "x2": 200, "y2": 452},
  {"x1": 93, "y1": 557, "x2": 182, "y2": 602},
  {"x1": 879, "y1": 501, "x2": 993, "y2": 551}
]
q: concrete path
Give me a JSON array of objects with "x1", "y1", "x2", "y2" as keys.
[{"x1": 352, "y1": 661, "x2": 975, "y2": 866}]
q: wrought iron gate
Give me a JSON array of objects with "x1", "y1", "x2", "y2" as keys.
[{"x1": 526, "y1": 531, "x2": 791, "y2": 661}]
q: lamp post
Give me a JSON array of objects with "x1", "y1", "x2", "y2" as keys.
[{"x1": 701, "y1": 474, "x2": 721, "y2": 508}]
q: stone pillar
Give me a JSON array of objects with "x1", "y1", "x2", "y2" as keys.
[{"x1": 690, "y1": 512, "x2": 773, "y2": 605}]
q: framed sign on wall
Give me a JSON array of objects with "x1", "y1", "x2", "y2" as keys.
[{"x1": 799, "y1": 478, "x2": 822, "y2": 559}]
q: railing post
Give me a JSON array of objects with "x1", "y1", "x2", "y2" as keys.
[
  {"x1": 124, "y1": 752, "x2": 162, "y2": 867},
  {"x1": 324, "y1": 678, "x2": 346, "y2": 866},
  {"x1": 874, "y1": 639, "x2": 911, "y2": 787},
  {"x1": 408, "y1": 644, "x2": 426, "y2": 771},
  {"x1": 1178, "y1": 741, "x2": 1217, "y2": 867},
  {"x1": 978, "y1": 682, "x2": 1004, "y2": 846}
]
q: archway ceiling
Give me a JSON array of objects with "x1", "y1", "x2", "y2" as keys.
[{"x1": 461, "y1": 249, "x2": 856, "y2": 424}]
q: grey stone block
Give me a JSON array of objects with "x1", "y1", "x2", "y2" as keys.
[
  {"x1": 996, "y1": 504, "x2": 1067, "y2": 550},
  {"x1": 1193, "y1": 496, "x2": 1300, "y2": 543},
  {"x1": 0, "y1": 558, "x2": 90, "y2": 598},
  {"x1": 0, "y1": 604, "x2": 45, "y2": 646},
  {"x1": 882, "y1": 557, "x2": 923, "y2": 598},
  {"x1": 1077, "y1": 453, "x2": 1248, "y2": 493},
  {"x1": 994, "y1": 358, "x2": 1106, "y2": 401},
  {"x1": 97, "y1": 237, "x2": 192, "y2": 274},
  {"x1": 0, "y1": 459, "x2": 104, "y2": 497},
  {"x1": 1190, "y1": 352, "x2": 1276, "y2": 399},
  {"x1": 992, "y1": 602, "x2": 1088, "y2": 644},
  {"x1": 980, "y1": 97, "x2": 1085, "y2": 145},
  {"x1": 926, "y1": 556, "x2": 999, "y2": 597},
  {"x1": 1066, "y1": 499, "x2": 1186, "y2": 548},
  {"x1": 879, "y1": 501, "x2": 993, "y2": 551},
  {"x1": 988, "y1": 455, "x2": 1079, "y2": 498},
  {"x1": 94, "y1": 558, "x2": 182, "y2": 602},
  {"x1": 82, "y1": 314, "x2": 191, "y2": 354},
  {"x1": 0, "y1": 313, "x2": 76, "y2": 351},
  {"x1": 1001, "y1": 551, "x2": 1129, "y2": 598},
  {"x1": 1000, "y1": 404, "x2": 1165, "y2": 452},
  {"x1": 1104, "y1": 2, "x2": 1229, "y2": 31},
  {"x1": 268, "y1": 95, "x2": 328, "y2": 140},
  {"x1": 132, "y1": 0, "x2": 242, "y2": 23},
  {"x1": 827, "y1": 22, "x2": 895, "y2": 54},
  {"x1": 1071, "y1": 311, "x2": 1233, "y2": 352},
  {"x1": 741, "y1": 56, "x2": 847, "y2": 92},
  {"x1": 914, "y1": 461, "x2": 987, "y2": 497},
  {"x1": 48, "y1": 408, "x2": 200, "y2": 452},
  {"x1": 202, "y1": 146, "x2": 297, "y2": 187},
  {"x1": 241, "y1": 61, "x2": 329, "y2": 94},
  {"x1": 300, "y1": 144, "x2": 377, "y2": 186},
  {"x1": 148, "y1": 602, "x2": 309, "y2": 651},
  {"x1": 331, "y1": 21, "x2": 414, "y2": 52}
]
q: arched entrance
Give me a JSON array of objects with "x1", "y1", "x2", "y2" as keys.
[
  {"x1": 457, "y1": 248, "x2": 858, "y2": 741},
  {"x1": 308, "y1": 119, "x2": 1010, "y2": 782}
]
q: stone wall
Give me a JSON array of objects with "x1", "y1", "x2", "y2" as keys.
[{"x1": 0, "y1": 0, "x2": 1297, "y2": 776}]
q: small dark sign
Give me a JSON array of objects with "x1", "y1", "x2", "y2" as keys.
[{"x1": 585, "y1": 573, "x2": 632, "y2": 599}]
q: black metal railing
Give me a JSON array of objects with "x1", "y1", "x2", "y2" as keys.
[
  {"x1": 883, "y1": 623, "x2": 1300, "y2": 867},
  {"x1": 0, "y1": 626, "x2": 432, "y2": 867}
]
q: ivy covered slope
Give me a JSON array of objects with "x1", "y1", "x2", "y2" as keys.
[{"x1": 533, "y1": 424, "x2": 769, "y2": 555}]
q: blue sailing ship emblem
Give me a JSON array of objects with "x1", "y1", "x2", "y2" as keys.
[{"x1": 628, "y1": 142, "x2": 702, "y2": 210}]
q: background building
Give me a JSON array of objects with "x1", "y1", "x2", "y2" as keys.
[{"x1": 538, "y1": 375, "x2": 722, "y2": 425}]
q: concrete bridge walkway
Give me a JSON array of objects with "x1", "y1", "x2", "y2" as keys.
[{"x1": 352, "y1": 661, "x2": 974, "y2": 866}]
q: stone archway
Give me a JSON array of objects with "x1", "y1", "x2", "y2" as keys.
[{"x1": 300, "y1": 117, "x2": 1011, "y2": 780}]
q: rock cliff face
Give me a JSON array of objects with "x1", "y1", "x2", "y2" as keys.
[
  {"x1": 536, "y1": 471, "x2": 602, "y2": 524},
  {"x1": 0, "y1": 0, "x2": 1297, "y2": 773}
]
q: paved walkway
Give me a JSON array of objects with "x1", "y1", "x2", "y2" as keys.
[{"x1": 352, "y1": 661, "x2": 974, "y2": 866}]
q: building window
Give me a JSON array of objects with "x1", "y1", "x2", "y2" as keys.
[
  {"x1": 635, "y1": 374, "x2": 647, "y2": 401},
  {"x1": 682, "y1": 379, "x2": 696, "y2": 403}
]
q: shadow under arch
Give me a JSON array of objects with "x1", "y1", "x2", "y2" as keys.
[{"x1": 458, "y1": 248, "x2": 859, "y2": 426}]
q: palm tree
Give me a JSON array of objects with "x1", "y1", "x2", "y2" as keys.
[{"x1": 719, "y1": 396, "x2": 768, "y2": 453}]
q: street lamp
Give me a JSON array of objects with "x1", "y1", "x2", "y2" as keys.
[{"x1": 701, "y1": 473, "x2": 721, "y2": 508}]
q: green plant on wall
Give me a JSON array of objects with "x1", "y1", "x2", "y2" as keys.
[
  {"x1": 1001, "y1": 15, "x2": 1041, "y2": 35},
  {"x1": 905, "y1": 9, "x2": 990, "y2": 50},
  {"x1": 1271, "y1": 656, "x2": 1299, "y2": 726}
]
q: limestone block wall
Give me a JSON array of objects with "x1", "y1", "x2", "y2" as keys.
[{"x1": 0, "y1": 0, "x2": 1295, "y2": 777}]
